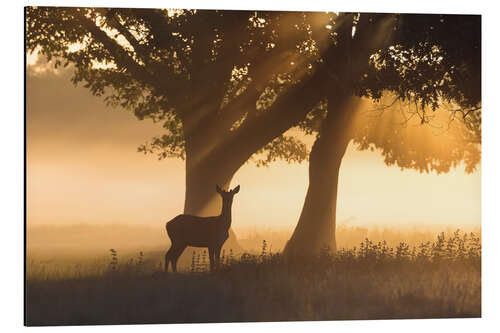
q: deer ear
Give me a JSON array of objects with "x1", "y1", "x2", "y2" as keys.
[
  {"x1": 216, "y1": 185, "x2": 223, "y2": 194},
  {"x1": 232, "y1": 185, "x2": 240, "y2": 194}
]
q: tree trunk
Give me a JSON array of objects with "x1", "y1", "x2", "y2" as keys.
[
  {"x1": 184, "y1": 159, "x2": 233, "y2": 217},
  {"x1": 284, "y1": 97, "x2": 358, "y2": 258},
  {"x1": 181, "y1": 146, "x2": 243, "y2": 253}
]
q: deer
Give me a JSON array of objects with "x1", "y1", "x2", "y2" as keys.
[{"x1": 164, "y1": 184, "x2": 240, "y2": 273}]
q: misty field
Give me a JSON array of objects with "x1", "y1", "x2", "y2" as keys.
[{"x1": 26, "y1": 228, "x2": 481, "y2": 326}]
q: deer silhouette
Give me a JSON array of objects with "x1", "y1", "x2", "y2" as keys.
[{"x1": 164, "y1": 185, "x2": 240, "y2": 272}]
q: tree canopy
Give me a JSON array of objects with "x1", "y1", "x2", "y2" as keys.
[
  {"x1": 353, "y1": 14, "x2": 481, "y2": 174},
  {"x1": 26, "y1": 8, "x2": 320, "y2": 167},
  {"x1": 26, "y1": 9, "x2": 480, "y2": 173}
]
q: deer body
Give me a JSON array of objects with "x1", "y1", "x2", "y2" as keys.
[
  {"x1": 167, "y1": 215, "x2": 230, "y2": 247},
  {"x1": 164, "y1": 185, "x2": 240, "y2": 272}
]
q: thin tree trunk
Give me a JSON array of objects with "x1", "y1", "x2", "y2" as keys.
[{"x1": 284, "y1": 97, "x2": 358, "y2": 258}]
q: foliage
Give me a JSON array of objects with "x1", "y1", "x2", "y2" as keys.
[
  {"x1": 351, "y1": 98, "x2": 481, "y2": 174},
  {"x1": 360, "y1": 15, "x2": 480, "y2": 111},
  {"x1": 346, "y1": 15, "x2": 480, "y2": 176},
  {"x1": 350, "y1": 15, "x2": 481, "y2": 173},
  {"x1": 26, "y1": 8, "x2": 481, "y2": 173},
  {"x1": 253, "y1": 134, "x2": 309, "y2": 167},
  {"x1": 26, "y1": 7, "x2": 315, "y2": 165}
]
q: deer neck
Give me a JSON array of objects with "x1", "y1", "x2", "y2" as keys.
[{"x1": 220, "y1": 200, "x2": 232, "y2": 229}]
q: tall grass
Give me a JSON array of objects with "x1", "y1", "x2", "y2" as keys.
[{"x1": 25, "y1": 230, "x2": 481, "y2": 326}]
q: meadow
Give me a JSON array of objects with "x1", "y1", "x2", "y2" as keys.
[{"x1": 25, "y1": 226, "x2": 481, "y2": 326}]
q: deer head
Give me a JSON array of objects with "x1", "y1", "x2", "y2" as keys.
[{"x1": 216, "y1": 184, "x2": 240, "y2": 206}]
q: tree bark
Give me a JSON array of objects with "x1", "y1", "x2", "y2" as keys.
[{"x1": 284, "y1": 97, "x2": 358, "y2": 258}]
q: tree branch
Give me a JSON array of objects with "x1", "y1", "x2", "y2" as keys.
[
  {"x1": 461, "y1": 106, "x2": 481, "y2": 119},
  {"x1": 218, "y1": 67, "x2": 330, "y2": 169},
  {"x1": 217, "y1": 81, "x2": 260, "y2": 132},
  {"x1": 103, "y1": 9, "x2": 146, "y2": 61},
  {"x1": 73, "y1": 10, "x2": 153, "y2": 84}
]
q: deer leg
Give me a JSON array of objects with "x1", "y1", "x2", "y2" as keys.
[
  {"x1": 214, "y1": 246, "x2": 222, "y2": 270},
  {"x1": 164, "y1": 246, "x2": 175, "y2": 273},
  {"x1": 171, "y1": 244, "x2": 186, "y2": 273},
  {"x1": 208, "y1": 247, "x2": 215, "y2": 272}
]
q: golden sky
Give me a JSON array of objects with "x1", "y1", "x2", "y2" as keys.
[{"x1": 26, "y1": 62, "x2": 481, "y2": 234}]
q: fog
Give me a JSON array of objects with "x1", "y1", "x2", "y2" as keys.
[{"x1": 27, "y1": 60, "x2": 481, "y2": 253}]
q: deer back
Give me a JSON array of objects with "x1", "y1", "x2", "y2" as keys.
[{"x1": 166, "y1": 214, "x2": 229, "y2": 247}]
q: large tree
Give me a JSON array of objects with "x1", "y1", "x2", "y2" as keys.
[
  {"x1": 26, "y1": 8, "x2": 324, "y2": 250},
  {"x1": 284, "y1": 14, "x2": 481, "y2": 257}
]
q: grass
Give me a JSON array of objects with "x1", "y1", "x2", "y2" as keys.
[{"x1": 25, "y1": 230, "x2": 481, "y2": 326}]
